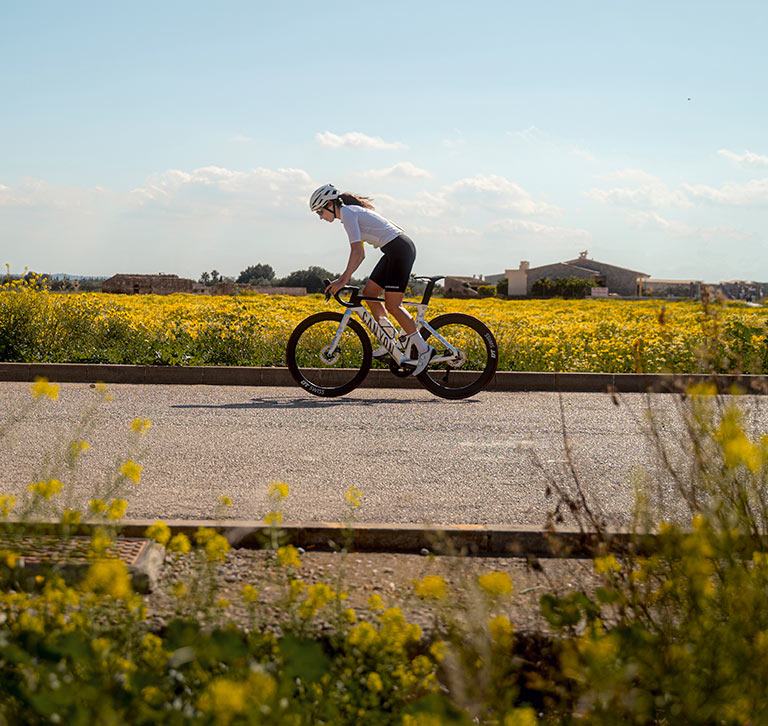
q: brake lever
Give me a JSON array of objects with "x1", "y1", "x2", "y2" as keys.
[{"x1": 323, "y1": 278, "x2": 331, "y2": 301}]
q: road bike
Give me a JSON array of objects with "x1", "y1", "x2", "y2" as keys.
[{"x1": 286, "y1": 276, "x2": 498, "y2": 399}]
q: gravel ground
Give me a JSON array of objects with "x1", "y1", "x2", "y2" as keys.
[{"x1": 143, "y1": 548, "x2": 602, "y2": 637}]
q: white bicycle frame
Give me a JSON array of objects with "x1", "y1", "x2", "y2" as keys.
[{"x1": 327, "y1": 302, "x2": 462, "y2": 368}]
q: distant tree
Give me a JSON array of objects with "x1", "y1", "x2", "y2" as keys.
[
  {"x1": 237, "y1": 264, "x2": 275, "y2": 285},
  {"x1": 496, "y1": 277, "x2": 508, "y2": 297},
  {"x1": 199, "y1": 270, "x2": 223, "y2": 287},
  {"x1": 275, "y1": 266, "x2": 336, "y2": 294}
]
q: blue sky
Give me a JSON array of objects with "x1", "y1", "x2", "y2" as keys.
[{"x1": 2, "y1": 0, "x2": 767, "y2": 283}]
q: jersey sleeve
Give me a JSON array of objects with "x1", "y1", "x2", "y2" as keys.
[{"x1": 341, "y1": 208, "x2": 362, "y2": 244}]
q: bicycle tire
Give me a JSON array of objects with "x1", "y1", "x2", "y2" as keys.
[
  {"x1": 416, "y1": 313, "x2": 498, "y2": 399},
  {"x1": 286, "y1": 311, "x2": 372, "y2": 397}
]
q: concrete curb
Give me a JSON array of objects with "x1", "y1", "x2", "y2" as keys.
[
  {"x1": 1, "y1": 362, "x2": 768, "y2": 393},
  {"x1": 4, "y1": 519, "x2": 647, "y2": 558}
]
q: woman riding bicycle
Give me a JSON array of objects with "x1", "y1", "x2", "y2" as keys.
[{"x1": 310, "y1": 183, "x2": 435, "y2": 376}]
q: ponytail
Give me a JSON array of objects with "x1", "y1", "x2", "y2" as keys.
[{"x1": 338, "y1": 192, "x2": 374, "y2": 210}]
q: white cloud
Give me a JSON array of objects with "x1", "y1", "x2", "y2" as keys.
[
  {"x1": 626, "y1": 211, "x2": 750, "y2": 240},
  {"x1": 509, "y1": 125, "x2": 544, "y2": 142},
  {"x1": 681, "y1": 178, "x2": 768, "y2": 206},
  {"x1": 315, "y1": 131, "x2": 407, "y2": 150},
  {"x1": 586, "y1": 170, "x2": 692, "y2": 208},
  {"x1": 570, "y1": 147, "x2": 595, "y2": 161},
  {"x1": 230, "y1": 135, "x2": 255, "y2": 143},
  {"x1": 443, "y1": 174, "x2": 561, "y2": 217},
  {"x1": 488, "y1": 218, "x2": 590, "y2": 241},
  {"x1": 130, "y1": 166, "x2": 314, "y2": 212},
  {"x1": 358, "y1": 162, "x2": 433, "y2": 180},
  {"x1": 718, "y1": 149, "x2": 768, "y2": 168},
  {"x1": 372, "y1": 192, "x2": 448, "y2": 219}
]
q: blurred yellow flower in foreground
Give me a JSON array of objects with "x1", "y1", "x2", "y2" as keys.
[
  {"x1": 277, "y1": 544, "x2": 301, "y2": 568},
  {"x1": 120, "y1": 460, "x2": 142, "y2": 483},
  {"x1": 131, "y1": 418, "x2": 152, "y2": 435},
  {"x1": 477, "y1": 571, "x2": 514, "y2": 597},
  {"x1": 268, "y1": 482, "x2": 290, "y2": 500},
  {"x1": 28, "y1": 479, "x2": 62, "y2": 499},
  {"x1": 413, "y1": 574, "x2": 447, "y2": 600},
  {"x1": 145, "y1": 521, "x2": 171, "y2": 546},
  {"x1": 31, "y1": 377, "x2": 59, "y2": 401},
  {"x1": 345, "y1": 486, "x2": 363, "y2": 508}
]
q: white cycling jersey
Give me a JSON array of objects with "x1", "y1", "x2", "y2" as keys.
[{"x1": 340, "y1": 205, "x2": 402, "y2": 248}]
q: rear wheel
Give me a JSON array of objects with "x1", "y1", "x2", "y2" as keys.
[
  {"x1": 416, "y1": 313, "x2": 498, "y2": 399},
  {"x1": 286, "y1": 312, "x2": 372, "y2": 397}
]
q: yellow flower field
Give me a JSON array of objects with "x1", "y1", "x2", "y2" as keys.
[{"x1": 1, "y1": 284, "x2": 768, "y2": 373}]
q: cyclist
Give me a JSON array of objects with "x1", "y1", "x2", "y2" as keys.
[{"x1": 310, "y1": 183, "x2": 435, "y2": 376}]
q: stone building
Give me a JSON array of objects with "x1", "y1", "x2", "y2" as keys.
[
  {"x1": 505, "y1": 252, "x2": 650, "y2": 297},
  {"x1": 101, "y1": 274, "x2": 195, "y2": 294},
  {"x1": 444, "y1": 276, "x2": 483, "y2": 298},
  {"x1": 101, "y1": 274, "x2": 307, "y2": 296}
]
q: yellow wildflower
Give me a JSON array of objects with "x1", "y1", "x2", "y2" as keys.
[
  {"x1": 195, "y1": 527, "x2": 230, "y2": 562},
  {"x1": 28, "y1": 479, "x2": 63, "y2": 499},
  {"x1": 489, "y1": 615, "x2": 515, "y2": 648},
  {"x1": 299, "y1": 582, "x2": 336, "y2": 619},
  {"x1": 242, "y1": 584, "x2": 259, "y2": 604},
  {"x1": 69, "y1": 439, "x2": 90, "y2": 458},
  {"x1": 61, "y1": 509, "x2": 81, "y2": 526},
  {"x1": 429, "y1": 640, "x2": 447, "y2": 662},
  {"x1": 0, "y1": 494, "x2": 17, "y2": 517},
  {"x1": 167, "y1": 533, "x2": 191, "y2": 553},
  {"x1": 89, "y1": 527, "x2": 112, "y2": 557},
  {"x1": 477, "y1": 571, "x2": 514, "y2": 597},
  {"x1": 107, "y1": 498, "x2": 128, "y2": 520},
  {"x1": 413, "y1": 574, "x2": 447, "y2": 600},
  {"x1": 131, "y1": 418, "x2": 152, "y2": 435},
  {"x1": 1, "y1": 550, "x2": 20, "y2": 568},
  {"x1": 504, "y1": 707, "x2": 539, "y2": 726},
  {"x1": 89, "y1": 498, "x2": 107, "y2": 514},
  {"x1": 81, "y1": 560, "x2": 132, "y2": 600},
  {"x1": 367, "y1": 593, "x2": 386, "y2": 611},
  {"x1": 268, "y1": 481, "x2": 290, "y2": 500},
  {"x1": 198, "y1": 678, "x2": 247, "y2": 725},
  {"x1": 145, "y1": 521, "x2": 171, "y2": 546},
  {"x1": 219, "y1": 494, "x2": 232, "y2": 507},
  {"x1": 594, "y1": 555, "x2": 622, "y2": 575},
  {"x1": 264, "y1": 511, "x2": 282, "y2": 526},
  {"x1": 277, "y1": 544, "x2": 301, "y2": 568},
  {"x1": 119, "y1": 460, "x2": 142, "y2": 484},
  {"x1": 345, "y1": 486, "x2": 363, "y2": 508},
  {"x1": 31, "y1": 377, "x2": 59, "y2": 401},
  {"x1": 365, "y1": 672, "x2": 383, "y2": 692}
]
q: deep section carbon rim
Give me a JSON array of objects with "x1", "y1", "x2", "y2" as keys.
[
  {"x1": 286, "y1": 312, "x2": 372, "y2": 397},
  {"x1": 416, "y1": 313, "x2": 498, "y2": 399}
]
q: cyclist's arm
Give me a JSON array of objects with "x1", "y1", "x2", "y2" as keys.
[{"x1": 327, "y1": 242, "x2": 365, "y2": 293}]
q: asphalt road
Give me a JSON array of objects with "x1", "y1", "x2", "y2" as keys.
[{"x1": 3, "y1": 382, "x2": 768, "y2": 528}]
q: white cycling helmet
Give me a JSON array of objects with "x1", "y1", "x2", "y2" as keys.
[{"x1": 309, "y1": 183, "x2": 341, "y2": 212}]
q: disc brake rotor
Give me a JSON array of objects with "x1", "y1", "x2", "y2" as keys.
[
  {"x1": 447, "y1": 348, "x2": 466, "y2": 368},
  {"x1": 320, "y1": 345, "x2": 340, "y2": 365}
]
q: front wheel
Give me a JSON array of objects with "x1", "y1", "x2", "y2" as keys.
[
  {"x1": 416, "y1": 313, "x2": 498, "y2": 399},
  {"x1": 286, "y1": 312, "x2": 372, "y2": 397}
]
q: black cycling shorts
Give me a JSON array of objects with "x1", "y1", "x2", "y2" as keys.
[{"x1": 367, "y1": 235, "x2": 416, "y2": 293}]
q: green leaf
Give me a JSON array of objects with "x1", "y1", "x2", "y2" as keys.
[{"x1": 279, "y1": 635, "x2": 330, "y2": 684}]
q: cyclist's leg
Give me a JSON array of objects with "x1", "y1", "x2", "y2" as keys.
[
  {"x1": 384, "y1": 291, "x2": 416, "y2": 335},
  {"x1": 362, "y1": 278, "x2": 387, "y2": 320},
  {"x1": 381, "y1": 236, "x2": 418, "y2": 335}
]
